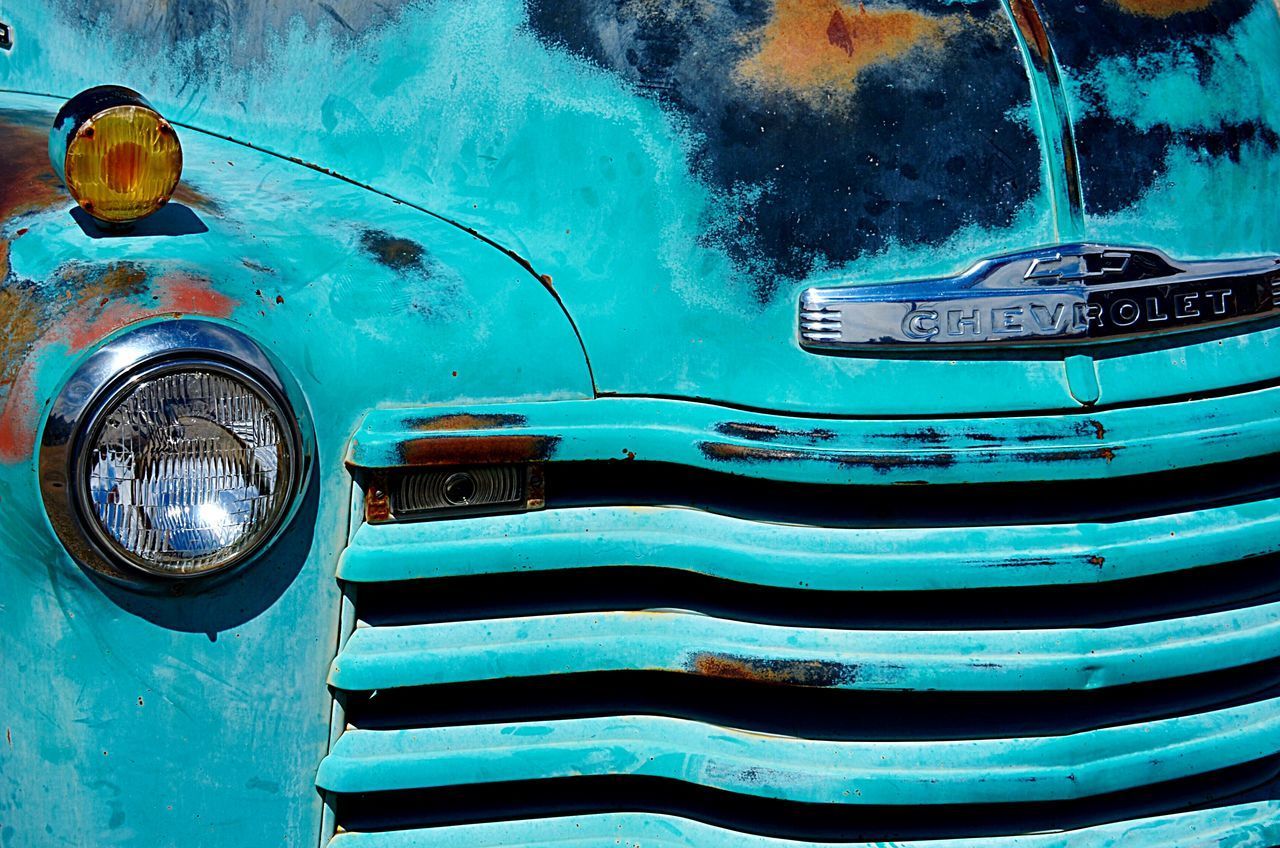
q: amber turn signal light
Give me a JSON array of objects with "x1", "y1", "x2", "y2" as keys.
[{"x1": 49, "y1": 85, "x2": 183, "y2": 226}]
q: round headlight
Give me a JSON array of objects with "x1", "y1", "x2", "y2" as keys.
[
  {"x1": 79, "y1": 365, "x2": 295, "y2": 576},
  {"x1": 40, "y1": 322, "x2": 310, "y2": 583},
  {"x1": 49, "y1": 85, "x2": 183, "y2": 225}
]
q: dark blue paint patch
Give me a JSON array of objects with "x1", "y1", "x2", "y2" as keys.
[
  {"x1": 526, "y1": 0, "x2": 1043, "y2": 301},
  {"x1": 1035, "y1": 0, "x2": 1274, "y2": 215}
]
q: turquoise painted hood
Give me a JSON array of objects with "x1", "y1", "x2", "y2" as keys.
[{"x1": 1, "y1": 0, "x2": 1278, "y2": 415}]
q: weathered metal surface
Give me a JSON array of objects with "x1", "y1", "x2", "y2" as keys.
[
  {"x1": 0, "y1": 94, "x2": 591, "y2": 847},
  {"x1": 1033, "y1": 0, "x2": 1280, "y2": 252},
  {"x1": 316, "y1": 701, "x2": 1280, "y2": 800},
  {"x1": 330, "y1": 604, "x2": 1280, "y2": 692},
  {"x1": 327, "y1": 804, "x2": 1280, "y2": 846},
  {"x1": 338, "y1": 497, "x2": 1280, "y2": 590},
  {"x1": 346, "y1": 390, "x2": 1280, "y2": 484},
  {"x1": 0, "y1": 0, "x2": 1276, "y2": 843},
  {"x1": 3, "y1": 1, "x2": 1275, "y2": 415}
]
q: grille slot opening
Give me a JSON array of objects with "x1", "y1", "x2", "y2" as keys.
[
  {"x1": 542, "y1": 454, "x2": 1280, "y2": 528},
  {"x1": 353, "y1": 552, "x2": 1280, "y2": 630}
]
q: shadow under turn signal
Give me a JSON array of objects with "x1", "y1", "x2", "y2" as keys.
[{"x1": 49, "y1": 85, "x2": 183, "y2": 226}]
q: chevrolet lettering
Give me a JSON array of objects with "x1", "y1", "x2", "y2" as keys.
[{"x1": 800, "y1": 245, "x2": 1280, "y2": 349}]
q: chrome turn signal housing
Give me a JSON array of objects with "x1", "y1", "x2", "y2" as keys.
[
  {"x1": 49, "y1": 85, "x2": 183, "y2": 225},
  {"x1": 39, "y1": 322, "x2": 312, "y2": 583}
]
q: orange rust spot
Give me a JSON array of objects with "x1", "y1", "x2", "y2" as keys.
[
  {"x1": 171, "y1": 180, "x2": 221, "y2": 215},
  {"x1": 0, "y1": 365, "x2": 38, "y2": 461},
  {"x1": 1099, "y1": 448, "x2": 1116, "y2": 462},
  {"x1": 408, "y1": 413, "x2": 528, "y2": 432},
  {"x1": 1007, "y1": 0, "x2": 1052, "y2": 70},
  {"x1": 162, "y1": 274, "x2": 237, "y2": 317},
  {"x1": 397, "y1": 435, "x2": 559, "y2": 467},
  {"x1": 365, "y1": 486, "x2": 392, "y2": 523},
  {"x1": 0, "y1": 110, "x2": 65, "y2": 221},
  {"x1": 689, "y1": 652, "x2": 858, "y2": 687},
  {"x1": 1108, "y1": 0, "x2": 1215, "y2": 16},
  {"x1": 736, "y1": 0, "x2": 955, "y2": 104},
  {"x1": 1087, "y1": 555, "x2": 1106, "y2": 566}
]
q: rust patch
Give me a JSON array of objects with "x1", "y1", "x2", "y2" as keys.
[
  {"x1": 1007, "y1": 0, "x2": 1052, "y2": 71},
  {"x1": 690, "y1": 652, "x2": 859, "y2": 687},
  {"x1": 1086, "y1": 555, "x2": 1105, "y2": 566},
  {"x1": 1010, "y1": 446, "x2": 1118, "y2": 464},
  {"x1": 736, "y1": 0, "x2": 956, "y2": 105},
  {"x1": 406, "y1": 413, "x2": 529, "y2": 432},
  {"x1": 0, "y1": 263, "x2": 236, "y2": 461},
  {"x1": 0, "y1": 110, "x2": 64, "y2": 222},
  {"x1": 162, "y1": 273, "x2": 237, "y2": 318},
  {"x1": 699, "y1": 441, "x2": 956, "y2": 472},
  {"x1": 985, "y1": 557, "x2": 1057, "y2": 568},
  {"x1": 397, "y1": 435, "x2": 560, "y2": 466},
  {"x1": 56, "y1": 263, "x2": 151, "y2": 350},
  {"x1": 0, "y1": 285, "x2": 42, "y2": 396},
  {"x1": 361, "y1": 229, "x2": 426, "y2": 273},
  {"x1": 171, "y1": 180, "x2": 222, "y2": 215},
  {"x1": 1108, "y1": 0, "x2": 1216, "y2": 16},
  {"x1": 715, "y1": 421, "x2": 838, "y2": 443}
]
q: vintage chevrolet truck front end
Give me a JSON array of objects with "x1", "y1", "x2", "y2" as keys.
[{"x1": 1, "y1": 0, "x2": 1279, "y2": 845}]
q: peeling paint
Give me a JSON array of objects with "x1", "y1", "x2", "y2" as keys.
[
  {"x1": 360, "y1": 229, "x2": 427, "y2": 273},
  {"x1": 1109, "y1": 0, "x2": 1217, "y2": 16},
  {"x1": 0, "y1": 110, "x2": 64, "y2": 221},
  {"x1": 406, "y1": 413, "x2": 529, "y2": 432},
  {"x1": 689, "y1": 651, "x2": 860, "y2": 687},
  {"x1": 699, "y1": 441, "x2": 958, "y2": 472},
  {"x1": 736, "y1": 0, "x2": 957, "y2": 105},
  {"x1": 396, "y1": 434, "x2": 560, "y2": 466},
  {"x1": 713, "y1": 422, "x2": 838, "y2": 443}
]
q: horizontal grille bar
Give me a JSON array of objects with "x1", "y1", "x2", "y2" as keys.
[
  {"x1": 317, "y1": 701, "x2": 1280, "y2": 803},
  {"x1": 332, "y1": 604, "x2": 1280, "y2": 694},
  {"x1": 338, "y1": 499, "x2": 1280, "y2": 592},
  {"x1": 345, "y1": 390, "x2": 1280, "y2": 485},
  {"x1": 328, "y1": 801, "x2": 1280, "y2": 846}
]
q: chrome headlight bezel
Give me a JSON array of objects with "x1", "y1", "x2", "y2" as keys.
[{"x1": 39, "y1": 320, "x2": 313, "y2": 584}]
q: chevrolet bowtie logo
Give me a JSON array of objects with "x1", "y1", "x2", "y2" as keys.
[{"x1": 1024, "y1": 250, "x2": 1132, "y2": 284}]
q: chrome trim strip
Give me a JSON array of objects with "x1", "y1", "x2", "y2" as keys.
[{"x1": 799, "y1": 244, "x2": 1280, "y2": 350}]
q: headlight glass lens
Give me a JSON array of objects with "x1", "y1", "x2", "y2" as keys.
[{"x1": 82, "y1": 368, "x2": 294, "y2": 576}]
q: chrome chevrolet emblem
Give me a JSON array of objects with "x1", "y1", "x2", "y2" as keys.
[{"x1": 799, "y1": 244, "x2": 1280, "y2": 349}]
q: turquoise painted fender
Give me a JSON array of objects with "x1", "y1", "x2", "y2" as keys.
[{"x1": 0, "y1": 91, "x2": 590, "y2": 846}]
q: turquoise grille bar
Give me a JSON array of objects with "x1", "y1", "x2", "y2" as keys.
[
  {"x1": 317, "y1": 701, "x2": 1280, "y2": 802},
  {"x1": 330, "y1": 604, "x2": 1280, "y2": 693},
  {"x1": 328, "y1": 804, "x2": 1280, "y2": 847},
  {"x1": 338, "y1": 500, "x2": 1280, "y2": 591},
  {"x1": 347, "y1": 388, "x2": 1280, "y2": 484}
]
